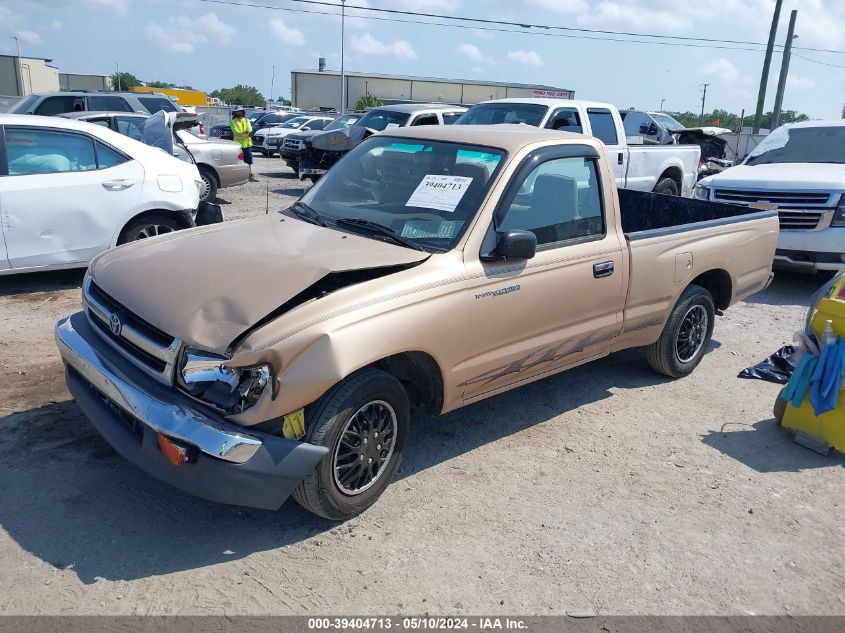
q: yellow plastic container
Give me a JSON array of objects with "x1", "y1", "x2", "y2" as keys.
[{"x1": 782, "y1": 274, "x2": 845, "y2": 452}]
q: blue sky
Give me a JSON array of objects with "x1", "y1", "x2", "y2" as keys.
[{"x1": 2, "y1": 0, "x2": 843, "y2": 118}]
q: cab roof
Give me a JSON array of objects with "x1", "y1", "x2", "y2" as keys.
[
  {"x1": 478, "y1": 98, "x2": 616, "y2": 110},
  {"x1": 377, "y1": 123, "x2": 595, "y2": 153}
]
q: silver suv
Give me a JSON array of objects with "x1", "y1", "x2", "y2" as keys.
[{"x1": 10, "y1": 91, "x2": 181, "y2": 116}]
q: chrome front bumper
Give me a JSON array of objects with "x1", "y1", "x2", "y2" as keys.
[{"x1": 55, "y1": 312, "x2": 328, "y2": 510}]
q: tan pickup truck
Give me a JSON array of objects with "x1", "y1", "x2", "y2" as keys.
[{"x1": 55, "y1": 126, "x2": 778, "y2": 519}]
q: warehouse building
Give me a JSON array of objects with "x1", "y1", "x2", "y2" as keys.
[
  {"x1": 1, "y1": 54, "x2": 111, "y2": 98},
  {"x1": 291, "y1": 68, "x2": 573, "y2": 111}
]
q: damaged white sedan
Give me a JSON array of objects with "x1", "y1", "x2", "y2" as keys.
[{"x1": 0, "y1": 114, "x2": 205, "y2": 275}]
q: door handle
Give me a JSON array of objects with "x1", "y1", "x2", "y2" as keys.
[
  {"x1": 617, "y1": 152, "x2": 624, "y2": 165},
  {"x1": 593, "y1": 261, "x2": 615, "y2": 278},
  {"x1": 102, "y1": 179, "x2": 135, "y2": 191}
]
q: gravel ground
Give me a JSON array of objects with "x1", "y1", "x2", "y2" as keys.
[{"x1": 1, "y1": 157, "x2": 843, "y2": 616}]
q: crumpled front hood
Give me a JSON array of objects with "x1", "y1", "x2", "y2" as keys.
[
  {"x1": 710, "y1": 163, "x2": 845, "y2": 191},
  {"x1": 90, "y1": 215, "x2": 428, "y2": 353}
]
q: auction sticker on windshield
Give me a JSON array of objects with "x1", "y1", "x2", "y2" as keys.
[{"x1": 406, "y1": 175, "x2": 473, "y2": 212}]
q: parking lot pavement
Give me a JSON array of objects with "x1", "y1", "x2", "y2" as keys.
[{"x1": 1, "y1": 160, "x2": 843, "y2": 615}]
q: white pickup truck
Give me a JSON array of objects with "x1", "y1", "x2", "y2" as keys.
[
  {"x1": 455, "y1": 98, "x2": 701, "y2": 196},
  {"x1": 694, "y1": 120, "x2": 845, "y2": 273}
]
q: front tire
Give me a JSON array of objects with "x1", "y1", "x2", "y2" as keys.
[
  {"x1": 646, "y1": 284, "x2": 715, "y2": 378},
  {"x1": 292, "y1": 368, "x2": 410, "y2": 520}
]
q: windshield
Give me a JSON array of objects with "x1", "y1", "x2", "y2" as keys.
[
  {"x1": 650, "y1": 113, "x2": 685, "y2": 130},
  {"x1": 354, "y1": 109, "x2": 411, "y2": 131},
  {"x1": 326, "y1": 114, "x2": 360, "y2": 130},
  {"x1": 280, "y1": 116, "x2": 310, "y2": 129},
  {"x1": 745, "y1": 126, "x2": 845, "y2": 165},
  {"x1": 247, "y1": 111, "x2": 265, "y2": 122},
  {"x1": 294, "y1": 136, "x2": 505, "y2": 251},
  {"x1": 455, "y1": 103, "x2": 548, "y2": 127},
  {"x1": 10, "y1": 95, "x2": 39, "y2": 113}
]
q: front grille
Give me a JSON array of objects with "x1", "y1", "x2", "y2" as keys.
[
  {"x1": 713, "y1": 188, "x2": 832, "y2": 208},
  {"x1": 253, "y1": 135, "x2": 264, "y2": 145},
  {"x1": 84, "y1": 278, "x2": 181, "y2": 385},
  {"x1": 284, "y1": 139, "x2": 302, "y2": 150},
  {"x1": 778, "y1": 211, "x2": 824, "y2": 230}
]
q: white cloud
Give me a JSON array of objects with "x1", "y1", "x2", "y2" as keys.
[
  {"x1": 350, "y1": 32, "x2": 417, "y2": 61},
  {"x1": 577, "y1": 1, "x2": 690, "y2": 32},
  {"x1": 786, "y1": 75, "x2": 816, "y2": 91},
  {"x1": 85, "y1": 0, "x2": 130, "y2": 16},
  {"x1": 456, "y1": 43, "x2": 495, "y2": 65},
  {"x1": 16, "y1": 30, "x2": 43, "y2": 46},
  {"x1": 51, "y1": 20, "x2": 62, "y2": 30},
  {"x1": 144, "y1": 12, "x2": 235, "y2": 55},
  {"x1": 270, "y1": 18, "x2": 305, "y2": 47},
  {"x1": 699, "y1": 57, "x2": 740, "y2": 84},
  {"x1": 195, "y1": 12, "x2": 236, "y2": 43},
  {"x1": 507, "y1": 49, "x2": 543, "y2": 67},
  {"x1": 523, "y1": 0, "x2": 589, "y2": 14}
]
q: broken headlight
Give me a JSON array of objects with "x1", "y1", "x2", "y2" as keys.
[{"x1": 179, "y1": 348, "x2": 274, "y2": 414}]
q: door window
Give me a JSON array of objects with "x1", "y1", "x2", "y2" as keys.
[
  {"x1": 546, "y1": 108, "x2": 583, "y2": 132},
  {"x1": 411, "y1": 114, "x2": 439, "y2": 126},
  {"x1": 307, "y1": 119, "x2": 328, "y2": 130},
  {"x1": 497, "y1": 156, "x2": 604, "y2": 246},
  {"x1": 441, "y1": 112, "x2": 463, "y2": 125},
  {"x1": 6, "y1": 128, "x2": 98, "y2": 174},
  {"x1": 95, "y1": 141, "x2": 130, "y2": 169},
  {"x1": 87, "y1": 95, "x2": 133, "y2": 112},
  {"x1": 85, "y1": 118, "x2": 111, "y2": 129},
  {"x1": 137, "y1": 96, "x2": 179, "y2": 113},
  {"x1": 115, "y1": 116, "x2": 146, "y2": 141},
  {"x1": 587, "y1": 109, "x2": 618, "y2": 145},
  {"x1": 34, "y1": 96, "x2": 85, "y2": 116}
]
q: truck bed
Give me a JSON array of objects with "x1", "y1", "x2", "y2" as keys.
[{"x1": 617, "y1": 188, "x2": 775, "y2": 237}]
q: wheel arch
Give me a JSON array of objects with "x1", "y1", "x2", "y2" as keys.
[
  {"x1": 689, "y1": 268, "x2": 733, "y2": 311},
  {"x1": 197, "y1": 163, "x2": 220, "y2": 185},
  {"x1": 656, "y1": 165, "x2": 684, "y2": 192},
  {"x1": 116, "y1": 208, "x2": 193, "y2": 244},
  {"x1": 370, "y1": 351, "x2": 445, "y2": 416}
]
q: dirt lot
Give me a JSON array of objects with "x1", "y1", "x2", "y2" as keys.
[{"x1": 1, "y1": 156, "x2": 843, "y2": 616}]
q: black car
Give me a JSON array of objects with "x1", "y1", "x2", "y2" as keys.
[
  {"x1": 208, "y1": 111, "x2": 300, "y2": 141},
  {"x1": 209, "y1": 124, "x2": 233, "y2": 140},
  {"x1": 280, "y1": 113, "x2": 360, "y2": 170}
]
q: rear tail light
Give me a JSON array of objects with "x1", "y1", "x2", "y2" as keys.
[
  {"x1": 238, "y1": 151, "x2": 244, "y2": 160},
  {"x1": 199, "y1": 123, "x2": 205, "y2": 135}
]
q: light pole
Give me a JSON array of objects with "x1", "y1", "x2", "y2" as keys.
[
  {"x1": 340, "y1": 0, "x2": 346, "y2": 114},
  {"x1": 270, "y1": 65, "x2": 275, "y2": 103},
  {"x1": 659, "y1": 98, "x2": 666, "y2": 111},
  {"x1": 113, "y1": 60, "x2": 121, "y2": 91},
  {"x1": 11, "y1": 36, "x2": 23, "y2": 97}
]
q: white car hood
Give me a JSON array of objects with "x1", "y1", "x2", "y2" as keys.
[{"x1": 707, "y1": 163, "x2": 845, "y2": 191}]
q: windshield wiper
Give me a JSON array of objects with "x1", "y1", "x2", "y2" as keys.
[
  {"x1": 334, "y1": 218, "x2": 426, "y2": 251},
  {"x1": 288, "y1": 201, "x2": 327, "y2": 227}
]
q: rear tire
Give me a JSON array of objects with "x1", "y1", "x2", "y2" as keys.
[
  {"x1": 292, "y1": 368, "x2": 410, "y2": 520},
  {"x1": 646, "y1": 284, "x2": 715, "y2": 378},
  {"x1": 118, "y1": 214, "x2": 183, "y2": 244},
  {"x1": 653, "y1": 177, "x2": 679, "y2": 196},
  {"x1": 773, "y1": 389, "x2": 787, "y2": 423},
  {"x1": 198, "y1": 167, "x2": 218, "y2": 203}
]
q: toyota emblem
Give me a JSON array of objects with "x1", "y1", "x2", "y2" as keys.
[{"x1": 109, "y1": 313, "x2": 122, "y2": 336}]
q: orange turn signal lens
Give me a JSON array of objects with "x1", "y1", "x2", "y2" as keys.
[{"x1": 157, "y1": 433, "x2": 188, "y2": 467}]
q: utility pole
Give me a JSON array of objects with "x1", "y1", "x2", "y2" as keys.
[
  {"x1": 771, "y1": 10, "x2": 797, "y2": 131},
  {"x1": 699, "y1": 83, "x2": 710, "y2": 125},
  {"x1": 340, "y1": 0, "x2": 346, "y2": 114},
  {"x1": 753, "y1": 0, "x2": 784, "y2": 133},
  {"x1": 270, "y1": 65, "x2": 275, "y2": 103},
  {"x1": 11, "y1": 36, "x2": 23, "y2": 96},
  {"x1": 113, "y1": 60, "x2": 121, "y2": 91}
]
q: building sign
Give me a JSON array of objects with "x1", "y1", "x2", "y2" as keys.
[{"x1": 531, "y1": 89, "x2": 572, "y2": 99}]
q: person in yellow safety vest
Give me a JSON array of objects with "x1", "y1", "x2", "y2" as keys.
[{"x1": 230, "y1": 108, "x2": 259, "y2": 182}]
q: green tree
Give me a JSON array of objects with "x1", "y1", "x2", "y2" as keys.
[
  {"x1": 355, "y1": 94, "x2": 383, "y2": 110},
  {"x1": 670, "y1": 108, "x2": 809, "y2": 132},
  {"x1": 211, "y1": 85, "x2": 265, "y2": 107},
  {"x1": 148, "y1": 81, "x2": 196, "y2": 90},
  {"x1": 110, "y1": 71, "x2": 142, "y2": 91}
]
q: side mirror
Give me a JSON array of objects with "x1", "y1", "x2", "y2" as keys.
[
  {"x1": 482, "y1": 230, "x2": 537, "y2": 262},
  {"x1": 639, "y1": 124, "x2": 650, "y2": 135},
  {"x1": 302, "y1": 126, "x2": 312, "y2": 131}
]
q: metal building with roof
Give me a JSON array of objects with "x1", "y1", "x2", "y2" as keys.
[{"x1": 291, "y1": 67, "x2": 573, "y2": 111}]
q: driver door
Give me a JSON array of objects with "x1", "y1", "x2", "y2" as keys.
[{"x1": 461, "y1": 147, "x2": 625, "y2": 401}]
